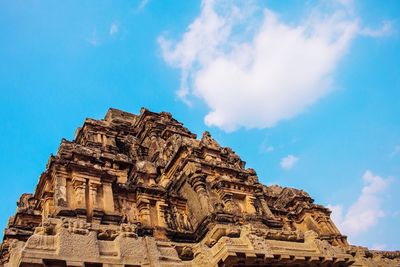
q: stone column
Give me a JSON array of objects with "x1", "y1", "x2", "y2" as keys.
[
  {"x1": 158, "y1": 202, "x2": 168, "y2": 228},
  {"x1": 245, "y1": 196, "x2": 257, "y2": 214},
  {"x1": 102, "y1": 182, "x2": 115, "y2": 213},
  {"x1": 255, "y1": 190, "x2": 275, "y2": 219},
  {"x1": 54, "y1": 173, "x2": 68, "y2": 208},
  {"x1": 189, "y1": 174, "x2": 211, "y2": 213},
  {"x1": 88, "y1": 181, "x2": 101, "y2": 211},
  {"x1": 42, "y1": 197, "x2": 54, "y2": 221},
  {"x1": 137, "y1": 197, "x2": 151, "y2": 227}
]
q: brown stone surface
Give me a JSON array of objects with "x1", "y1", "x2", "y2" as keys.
[{"x1": 0, "y1": 108, "x2": 398, "y2": 267}]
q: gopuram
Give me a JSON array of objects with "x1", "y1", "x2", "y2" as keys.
[{"x1": 1, "y1": 108, "x2": 399, "y2": 267}]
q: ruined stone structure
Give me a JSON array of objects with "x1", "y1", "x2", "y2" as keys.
[{"x1": 1, "y1": 108, "x2": 399, "y2": 267}]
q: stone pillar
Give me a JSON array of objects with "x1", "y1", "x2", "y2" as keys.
[
  {"x1": 42, "y1": 197, "x2": 54, "y2": 221},
  {"x1": 88, "y1": 180, "x2": 105, "y2": 223},
  {"x1": 54, "y1": 173, "x2": 67, "y2": 208},
  {"x1": 149, "y1": 200, "x2": 158, "y2": 227},
  {"x1": 88, "y1": 181, "x2": 101, "y2": 211},
  {"x1": 137, "y1": 197, "x2": 151, "y2": 227},
  {"x1": 189, "y1": 174, "x2": 211, "y2": 213},
  {"x1": 158, "y1": 202, "x2": 168, "y2": 228},
  {"x1": 102, "y1": 182, "x2": 115, "y2": 213},
  {"x1": 255, "y1": 190, "x2": 275, "y2": 219},
  {"x1": 245, "y1": 196, "x2": 257, "y2": 214}
]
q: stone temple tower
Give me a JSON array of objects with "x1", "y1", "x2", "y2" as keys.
[{"x1": 1, "y1": 108, "x2": 398, "y2": 266}]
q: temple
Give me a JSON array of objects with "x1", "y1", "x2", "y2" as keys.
[{"x1": 1, "y1": 108, "x2": 398, "y2": 267}]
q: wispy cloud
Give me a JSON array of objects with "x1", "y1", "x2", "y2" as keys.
[
  {"x1": 280, "y1": 155, "x2": 298, "y2": 170},
  {"x1": 328, "y1": 170, "x2": 393, "y2": 243},
  {"x1": 86, "y1": 29, "x2": 99, "y2": 46},
  {"x1": 390, "y1": 145, "x2": 400, "y2": 158},
  {"x1": 361, "y1": 20, "x2": 394, "y2": 37},
  {"x1": 109, "y1": 21, "x2": 119, "y2": 36},
  {"x1": 259, "y1": 138, "x2": 274, "y2": 154},
  {"x1": 138, "y1": 0, "x2": 149, "y2": 11},
  {"x1": 266, "y1": 146, "x2": 274, "y2": 152}
]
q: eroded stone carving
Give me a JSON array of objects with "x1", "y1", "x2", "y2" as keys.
[
  {"x1": 62, "y1": 218, "x2": 91, "y2": 235},
  {"x1": 16, "y1": 193, "x2": 36, "y2": 214}
]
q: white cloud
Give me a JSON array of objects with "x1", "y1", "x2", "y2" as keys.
[
  {"x1": 86, "y1": 29, "x2": 99, "y2": 46},
  {"x1": 266, "y1": 146, "x2": 274, "y2": 152},
  {"x1": 280, "y1": 155, "x2": 298, "y2": 170},
  {"x1": 361, "y1": 20, "x2": 393, "y2": 37},
  {"x1": 109, "y1": 21, "x2": 119, "y2": 36},
  {"x1": 159, "y1": 0, "x2": 360, "y2": 131},
  {"x1": 328, "y1": 170, "x2": 392, "y2": 242}
]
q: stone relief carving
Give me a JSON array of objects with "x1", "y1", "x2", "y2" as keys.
[
  {"x1": 164, "y1": 207, "x2": 176, "y2": 229},
  {"x1": 55, "y1": 182, "x2": 68, "y2": 207},
  {"x1": 115, "y1": 197, "x2": 138, "y2": 223},
  {"x1": 164, "y1": 206, "x2": 193, "y2": 232},
  {"x1": 16, "y1": 193, "x2": 36, "y2": 213},
  {"x1": 135, "y1": 161, "x2": 158, "y2": 185},
  {"x1": 34, "y1": 221, "x2": 56, "y2": 236},
  {"x1": 176, "y1": 246, "x2": 194, "y2": 261},
  {"x1": 62, "y1": 218, "x2": 91, "y2": 235},
  {"x1": 119, "y1": 223, "x2": 139, "y2": 238},
  {"x1": 160, "y1": 134, "x2": 182, "y2": 167},
  {"x1": 193, "y1": 250, "x2": 212, "y2": 266},
  {"x1": 176, "y1": 209, "x2": 193, "y2": 231},
  {"x1": 72, "y1": 180, "x2": 86, "y2": 208},
  {"x1": 97, "y1": 229, "x2": 119, "y2": 240}
]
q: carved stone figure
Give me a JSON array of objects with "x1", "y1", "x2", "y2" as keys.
[
  {"x1": 180, "y1": 211, "x2": 192, "y2": 231},
  {"x1": 164, "y1": 208, "x2": 176, "y2": 229}
]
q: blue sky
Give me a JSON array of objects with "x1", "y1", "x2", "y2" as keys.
[{"x1": 0, "y1": 0, "x2": 399, "y2": 250}]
